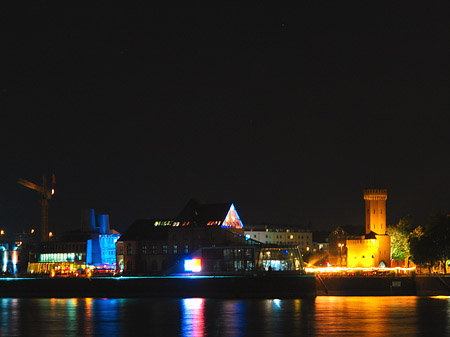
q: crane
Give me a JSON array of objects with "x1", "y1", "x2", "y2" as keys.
[{"x1": 18, "y1": 174, "x2": 55, "y2": 242}]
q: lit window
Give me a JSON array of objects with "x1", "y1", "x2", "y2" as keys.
[
  {"x1": 142, "y1": 245, "x2": 147, "y2": 254},
  {"x1": 152, "y1": 245, "x2": 157, "y2": 254},
  {"x1": 184, "y1": 245, "x2": 189, "y2": 254},
  {"x1": 173, "y1": 245, "x2": 178, "y2": 254},
  {"x1": 162, "y1": 245, "x2": 168, "y2": 254}
]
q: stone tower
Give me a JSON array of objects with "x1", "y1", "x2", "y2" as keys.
[{"x1": 363, "y1": 189, "x2": 387, "y2": 235}]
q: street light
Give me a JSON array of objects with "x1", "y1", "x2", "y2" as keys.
[{"x1": 338, "y1": 243, "x2": 343, "y2": 267}]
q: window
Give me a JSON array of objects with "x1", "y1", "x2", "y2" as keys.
[
  {"x1": 162, "y1": 245, "x2": 168, "y2": 254},
  {"x1": 119, "y1": 246, "x2": 123, "y2": 255},
  {"x1": 127, "y1": 244, "x2": 132, "y2": 255},
  {"x1": 173, "y1": 245, "x2": 178, "y2": 254},
  {"x1": 184, "y1": 245, "x2": 189, "y2": 254},
  {"x1": 142, "y1": 245, "x2": 147, "y2": 254},
  {"x1": 152, "y1": 245, "x2": 157, "y2": 254}
]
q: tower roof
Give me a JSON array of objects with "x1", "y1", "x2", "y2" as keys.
[{"x1": 363, "y1": 188, "x2": 387, "y2": 200}]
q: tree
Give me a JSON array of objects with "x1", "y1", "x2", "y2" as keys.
[
  {"x1": 409, "y1": 213, "x2": 450, "y2": 273},
  {"x1": 426, "y1": 213, "x2": 450, "y2": 273},
  {"x1": 409, "y1": 226, "x2": 435, "y2": 273},
  {"x1": 387, "y1": 216, "x2": 414, "y2": 264}
]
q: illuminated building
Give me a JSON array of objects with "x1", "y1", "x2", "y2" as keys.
[
  {"x1": 329, "y1": 189, "x2": 391, "y2": 268},
  {"x1": 0, "y1": 243, "x2": 20, "y2": 275},
  {"x1": 179, "y1": 245, "x2": 304, "y2": 275},
  {"x1": 27, "y1": 209, "x2": 120, "y2": 275},
  {"x1": 244, "y1": 226, "x2": 312, "y2": 252},
  {"x1": 117, "y1": 200, "x2": 246, "y2": 275}
]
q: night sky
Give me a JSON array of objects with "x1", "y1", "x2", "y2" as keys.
[{"x1": 2, "y1": 5, "x2": 448, "y2": 237}]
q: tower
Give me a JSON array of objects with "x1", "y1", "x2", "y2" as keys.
[{"x1": 363, "y1": 189, "x2": 387, "y2": 235}]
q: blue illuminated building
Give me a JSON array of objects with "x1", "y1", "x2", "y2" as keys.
[
  {"x1": 0, "y1": 243, "x2": 20, "y2": 275},
  {"x1": 28, "y1": 209, "x2": 120, "y2": 275}
]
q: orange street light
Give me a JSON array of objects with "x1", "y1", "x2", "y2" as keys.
[{"x1": 338, "y1": 243, "x2": 344, "y2": 267}]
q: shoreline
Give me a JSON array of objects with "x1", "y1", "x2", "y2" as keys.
[{"x1": 0, "y1": 274, "x2": 449, "y2": 298}]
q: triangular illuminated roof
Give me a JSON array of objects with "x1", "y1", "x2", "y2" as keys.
[
  {"x1": 222, "y1": 203, "x2": 243, "y2": 229},
  {"x1": 174, "y1": 199, "x2": 243, "y2": 228}
]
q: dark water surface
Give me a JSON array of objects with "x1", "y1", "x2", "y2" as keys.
[{"x1": 0, "y1": 296, "x2": 448, "y2": 336}]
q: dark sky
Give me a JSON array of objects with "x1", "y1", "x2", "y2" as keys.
[{"x1": 1, "y1": 5, "x2": 449, "y2": 237}]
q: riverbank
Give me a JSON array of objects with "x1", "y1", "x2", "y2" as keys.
[
  {"x1": 316, "y1": 274, "x2": 450, "y2": 296},
  {"x1": 0, "y1": 274, "x2": 317, "y2": 299},
  {"x1": 1, "y1": 274, "x2": 449, "y2": 298}
]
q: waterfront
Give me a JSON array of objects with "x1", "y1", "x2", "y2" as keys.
[{"x1": 0, "y1": 296, "x2": 448, "y2": 336}]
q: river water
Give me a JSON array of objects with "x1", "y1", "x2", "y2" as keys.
[{"x1": 0, "y1": 296, "x2": 448, "y2": 336}]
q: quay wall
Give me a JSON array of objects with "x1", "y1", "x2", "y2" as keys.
[
  {"x1": 415, "y1": 275, "x2": 450, "y2": 296},
  {"x1": 316, "y1": 275, "x2": 416, "y2": 296},
  {"x1": 0, "y1": 275, "x2": 317, "y2": 299},
  {"x1": 1, "y1": 274, "x2": 449, "y2": 298},
  {"x1": 316, "y1": 274, "x2": 450, "y2": 296}
]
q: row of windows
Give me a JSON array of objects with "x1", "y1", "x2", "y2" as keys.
[
  {"x1": 367, "y1": 209, "x2": 384, "y2": 214},
  {"x1": 39, "y1": 253, "x2": 84, "y2": 262},
  {"x1": 120, "y1": 244, "x2": 189, "y2": 255},
  {"x1": 249, "y1": 234, "x2": 311, "y2": 240},
  {"x1": 41, "y1": 243, "x2": 86, "y2": 252}
]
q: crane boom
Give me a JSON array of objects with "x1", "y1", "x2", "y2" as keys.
[
  {"x1": 18, "y1": 178, "x2": 45, "y2": 194},
  {"x1": 18, "y1": 175, "x2": 54, "y2": 242}
]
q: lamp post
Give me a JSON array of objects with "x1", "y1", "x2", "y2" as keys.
[
  {"x1": 338, "y1": 243, "x2": 343, "y2": 267},
  {"x1": 0, "y1": 230, "x2": 4, "y2": 242}
]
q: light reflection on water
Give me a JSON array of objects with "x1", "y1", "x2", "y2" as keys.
[{"x1": 0, "y1": 296, "x2": 448, "y2": 336}]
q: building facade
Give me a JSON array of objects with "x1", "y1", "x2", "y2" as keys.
[
  {"x1": 329, "y1": 189, "x2": 391, "y2": 268},
  {"x1": 244, "y1": 228, "x2": 312, "y2": 252},
  {"x1": 28, "y1": 209, "x2": 120, "y2": 275},
  {"x1": 116, "y1": 200, "x2": 246, "y2": 275}
]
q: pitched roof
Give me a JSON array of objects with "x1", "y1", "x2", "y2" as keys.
[
  {"x1": 364, "y1": 231, "x2": 378, "y2": 239},
  {"x1": 174, "y1": 199, "x2": 232, "y2": 226},
  {"x1": 118, "y1": 219, "x2": 169, "y2": 241}
]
